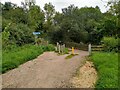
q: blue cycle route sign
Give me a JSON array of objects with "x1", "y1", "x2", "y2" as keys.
[{"x1": 33, "y1": 32, "x2": 41, "y2": 35}]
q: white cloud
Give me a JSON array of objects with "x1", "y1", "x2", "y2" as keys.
[{"x1": 1, "y1": 0, "x2": 109, "y2": 13}]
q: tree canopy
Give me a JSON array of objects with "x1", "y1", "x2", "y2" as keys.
[{"x1": 1, "y1": 1, "x2": 119, "y2": 50}]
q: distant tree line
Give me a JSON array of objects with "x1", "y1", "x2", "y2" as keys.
[{"x1": 1, "y1": 0, "x2": 119, "y2": 49}]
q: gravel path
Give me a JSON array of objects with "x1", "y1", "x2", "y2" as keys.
[
  {"x1": 2, "y1": 50, "x2": 89, "y2": 88},
  {"x1": 70, "y1": 61, "x2": 97, "y2": 88}
]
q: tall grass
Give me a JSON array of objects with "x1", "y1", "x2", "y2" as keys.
[
  {"x1": 2, "y1": 44, "x2": 55, "y2": 73},
  {"x1": 91, "y1": 52, "x2": 118, "y2": 88}
]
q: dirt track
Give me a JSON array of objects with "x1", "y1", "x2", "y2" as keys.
[{"x1": 2, "y1": 50, "x2": 89, "y2": 88}]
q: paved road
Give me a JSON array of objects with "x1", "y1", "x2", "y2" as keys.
[{"x1": 2, "y1": 50, "x2": 89, "y2": 88}]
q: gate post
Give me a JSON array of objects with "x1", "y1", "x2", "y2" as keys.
[
  {"x1": 88, "y1": 44, "x2": 91, "y2": 56},
  {"x1": 56, "y1": 42, "x2": 59, "y2": 51},
  {"x1": 59, "y1": 44, "x2": 61, "y2": 54}
]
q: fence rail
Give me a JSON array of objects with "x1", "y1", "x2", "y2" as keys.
[
  {"x1": 88, "y1": 44, "x2": 104, "y2": 55},
  {"x1": 91, "y1": 45, "x2": 104, "y2": 51}
]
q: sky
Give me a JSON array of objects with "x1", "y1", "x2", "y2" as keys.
[{"x1": 1, "y1": 0, "x2": 109, "y2": 13}]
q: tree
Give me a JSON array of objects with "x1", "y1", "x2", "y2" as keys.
[
  {"x1": 43, "y1": 3, "x2": 55, "y2": 33},
  {"x1": 2, "y1": 2, "x2": 28, "y2": 24},
  {"x1": 2, "y1": 2, "x2": 17, "y2": 11},
  {"x1": 107, "y1": 0, "x2": 120, "y2": 37},
  {"x1": 28, "y1": 5, "x2": 45, "y2": 32},
  {"x1": 97, "y1": 1, "x2": 120, "y2": 38}
]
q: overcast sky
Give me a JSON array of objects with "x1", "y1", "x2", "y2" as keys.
[{"x1": 1, "y1": 0, "x2": 109, "y2": 13}]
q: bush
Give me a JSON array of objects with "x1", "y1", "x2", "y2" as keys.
[
  {"x1": 2, "y1": 44, "x2": 55, "y2": 73},
  {"x1": 43, "y1": 44, "x2": 55, "y2": 51},
  {"x1": 102, "y1": 37, "x2": 118, "y2": 52},
  {"x1": 2, "y1": 22, "x2": 34, "y2": 50},
  {"x1": 63, "y1": 48, "x2": 69, "y2": 54}
]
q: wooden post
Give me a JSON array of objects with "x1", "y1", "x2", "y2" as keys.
[
  {"x1": 88, "y1": 44, "x2": 91, "y2": 55},
  {"x1": 55, "y1": 47, "x2": 57, "y2": 51},
  {"x1": 63, "y1": 44, "x2": 65, "y2": 49},
  {"x1": 57, "y1": 42, "x2": 59, "y2": 52},
  {"x1": 59, "y1": 45, "x2": 61, "y2": 54},
  {"x1": 63, "y1": 44, "x2": 65, "y2": 53},
  {"x1": 35, "y1": 35, "x2": 38, "y2": 46},
  {"x1": 61, "y1": 45, "x2": 63, "y2": 54}
]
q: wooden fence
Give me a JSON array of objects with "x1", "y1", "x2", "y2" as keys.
[
  {"x1": 88, "y1": 44, "x2": 104, "y2": 55},
  {"x1": 91, "y1": 45, "x2": 104, "y2": 51}
]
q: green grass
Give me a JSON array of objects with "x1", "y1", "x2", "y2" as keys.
[
  {"x1": 63, "y1": 48, "x2": 69, "y2": 54},
  {"x1": 65, "y1": 54, "x2": 78, "y2": 59},
  {"x1": 90, "y1": 52, "x2": 118, "y2": 88},
  {"x1": 2, "y1": 44, "x2": 55, "y2": 73},
  {"x1": 56, "y1": 48, "x2": 69, "y2": 55}
]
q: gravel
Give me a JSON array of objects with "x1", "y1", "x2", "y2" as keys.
[{"x1": 2, "y1": 50, "x2": 89, "y2": 88}]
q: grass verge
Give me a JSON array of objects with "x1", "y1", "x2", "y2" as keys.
[
  {"x1": 2, "y1": 44, "x2": 55, "y2": 73},
  {"x1": 90, "y1": 52, "x2": 118, "y2": 88},
  {"x1": 65, "y1": 54, "x2": 78, "y2": 59}
]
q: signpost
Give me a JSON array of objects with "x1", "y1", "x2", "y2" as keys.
[
  {"x1": 33, "y1": 32, "x2": 41, "y2": 35},
  {"x1": 33, "y1": 32, "x2": 41, "y2": 45}
]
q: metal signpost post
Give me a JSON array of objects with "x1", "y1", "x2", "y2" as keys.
[
  {"x1": 33, "y1": 32, "x2": 41, "y2": 45},
  {"x1": 33, "y1": 32, "x2": 40, "y2": 35}
]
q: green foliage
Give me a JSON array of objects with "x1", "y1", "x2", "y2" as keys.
[
  {"x1": 102, "y1": 37, "x2": 118, "y2": 52},
  {"x1": 2, "y1": 22, "x2": 34, "y2": 49},
  {"x1": 91, "y1": 52, "x2": 118, "y2": 88},
  {"x1": 104, "y1": 1, "x2": 119, "y2": 38},
  {"x1": 2, "y1": 1, "x2": 119, "y2": 47},
  {"x1": 63, "y1": 48, "x2": 69, "y2": 54},
  {"x1": 2, "y1": 1, "x2": 118, "y2": 46},
  {"x1": 2, "y1": 3, "x2": 44, "y2": 49},
  {"x1": 51, "y1": 5, "x2": 103, "y2": 44},
  {"x1": 102, "y1": 19, "x2": 117, "y2": 37},
  {"x1": 41, "y1": 44, "x2": 55, "y2": 51},
  {"x1": 43, "y1": 2, "x2": 55, "y2": 34},
  {"x1": 2, "y1": 2, "x2": 16, "y2": 11},
  {"x1": 0, "y1": 16, "x2": 2, "y2": 27},
  {"x1": 44, "y1": 2, "x2": 55, "y2": 21},
  {"x1": 2, "y1": 31, "x2": 10, "y2": 45},
  {"x1": 2, "y1": 44, "x2": 55, "y2": 73},
  {"x1": 28, "y1": 5, "x2": 44, "y2": 30},
  {"x1": 3, "y1": 7, "x2": 28, "y2": 24},
  {"x1": 2, "y1": 18, "x2": 12, "y2": 32}
]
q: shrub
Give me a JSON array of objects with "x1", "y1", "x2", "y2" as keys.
[
  {"x1": 63, "y1": 48, "x2": 69, "y2": 54},
  {"x1": 102, "y1": 37, "x2": 118, "y2": 52},
  {"x1": 2, "y1": 22, "x2": 34, "y2": 50},
  {"x1": 44, "y1": 44, "x2": 55, "y2": 51}
]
